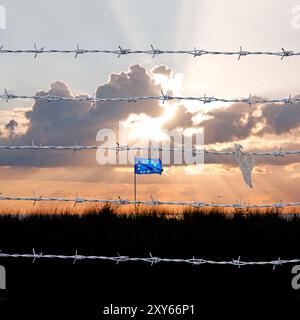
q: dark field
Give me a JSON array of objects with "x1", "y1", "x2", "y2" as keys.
[{"x1": 0, "y1": 206, "x2": 299, "y2": 317}]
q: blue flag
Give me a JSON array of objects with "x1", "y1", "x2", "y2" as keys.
[{"x1": 134, "y1": 157, "x2": 163, "y2": 175}]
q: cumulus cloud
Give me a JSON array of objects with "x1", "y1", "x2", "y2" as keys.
[
  {"x1": 151, "y1": 65, "x2": 173, "y2": 78},
  {"x1": 162, "y1": 93, "x2": 300, "y2": 146},
  {"x1": 256, "y1": 97, "x2": 300, "y2": 135},
  {"x1": 163, "y1": 105, "x2": 194, "y2": 131},
  {"x1": 91, "y1": 64, "x2": 163, "y2": 128},
  {"x1": 200, "y1": 97, "x2": 300, "y2": 143},
  {"x1": 0, "y1": 65, "x2": 167, "y2": 167},
  {"x1": 1, "y1": 64, "x2": 300, "y2": 169},
  {"x1": 199, "y1": 103, "x2": 257, "y2": 144}
]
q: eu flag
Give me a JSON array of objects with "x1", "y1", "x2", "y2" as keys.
[{"x1": 134, "y1": 157, "x2": 163, "y2": 175}]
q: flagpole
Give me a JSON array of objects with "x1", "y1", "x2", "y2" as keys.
[{"x1": 134, "y1": 169, "x2": 137, "y2": 213}]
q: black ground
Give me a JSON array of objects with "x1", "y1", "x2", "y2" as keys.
[{"x1": 0, "y1": 206, "x2": 299, "y2": 318}]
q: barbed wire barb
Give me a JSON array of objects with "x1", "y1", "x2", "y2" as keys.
[
  {"x1": 233, "y1": 256, "x2": 242, "y2": 268},
  {"x1": 193, "y1": 47, "x2": 204, "y2": 57},
  {"x1": 32, "y1": 248, "x2": 43, "y2": 263},
  {"x1": 150, "y1": 44, "x2": 163, "y2": 58},
  {"x1": 72, "y1": 141, "x2": 83, "y2": 156},
  {"x1": 274, "y1": 147, "x2": 284, "y2": 161},
  {"x1": 238, "y1": 46, "x2": 248, "y2": 60},
  {"x1": 281, "y1": 48, "x2": 293, "y2": 60},
  {"x1": 75, "y1": 44, "x2": 86, "y2": 59},
  {"x1": 74, "y1": 194, "x2": 85, "y2": 207},
  {"x1": 4, "y1": 89, "x2": 14, "y2": 102},
  {"x1": 284, "y1": 94, "x2": 293, "y2": 105},
  {"x1": 33, "y1": 43, "x2": 44, "y2": 59},
  {"x1": 32, "y1": 191, "x2": 43, "y2": 207},
  {"x1": 73, "y1": 250, "x2": 83, "y2": 264},
  {"x1": 273, "y1": 257, "x2": 282, "y2": 270},
  {"x1": 118, "y1": 46, "x2": 131, "y2": 58}
]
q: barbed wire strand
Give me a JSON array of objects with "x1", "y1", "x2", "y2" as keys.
[
  {"x1": 0, "y1": 90, "x2": 299, "y2": 105},
  {"x1": 0, "y1": 195, "x2": 300, "y2": 208},
  {"x1": 0, "y1": 143, "x2": 298, "y2": 158},
  {"x1": 0, "y1": 45, "x2": 298, "y2": 60},
  {"x1": 0, "y1": 250, "x2": 298, "y2": 268}
]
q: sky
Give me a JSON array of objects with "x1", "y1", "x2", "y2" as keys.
[{"x1": 1, "y1": 0, "x2": 300, "y2": 209}]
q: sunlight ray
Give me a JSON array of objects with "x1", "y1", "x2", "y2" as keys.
[{"x1": 108, "y1": 0, "x2": 145, "y2": 46}]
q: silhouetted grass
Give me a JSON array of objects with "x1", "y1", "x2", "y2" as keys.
[
  {"x1": 0, "y1": 205, "x2": 299, "y2": 311},
  {"x1": 0, "y1": 205, "x2": 299, "y2": 258}
]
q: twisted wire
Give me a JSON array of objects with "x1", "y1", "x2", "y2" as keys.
[
  {"x1": 0, "y1": 45, "x2": 298, "y2": 60},
  {"x1": 0, "y1": 195, "x2": 299, "y2": 208},
  {"x1": 0, "y1": 250, "x2": 298, "y2": 268}
]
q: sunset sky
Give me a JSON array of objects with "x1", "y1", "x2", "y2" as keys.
[{"x1": 1, "y1": 0, "x2": 300, "y2": 209}]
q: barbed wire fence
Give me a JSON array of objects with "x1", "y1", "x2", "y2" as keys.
[
  {"x1": 0, "y1": 143, "x2": 299, "y2": 158},
  {"x1": 1, "y1": 44, "x2": 300, "y2": 271},
  {"x1": 0, "y1": 45, "x2": 298, "y2": 60},
  {"x1": 0, "y1": 249, "x2": 298, "y2": 269},
  {"x1": 0, "y1": 194, "x2": 300, "y2": 209},
  {"x1": 0, "y1": 91, "x2": 299, "y2": 105}
]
